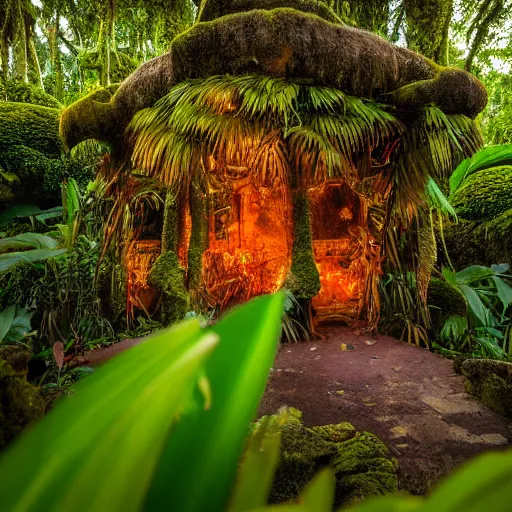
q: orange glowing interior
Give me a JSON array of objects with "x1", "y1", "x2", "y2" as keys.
[
  {"x1": 125, "y1": 239, "x2": 161, "y2": 318},
  {"x1": 203, "y1": 180, "x2": 292, "y2": 308},
  {"x1": 309, "y1": 183, "x2": 365, "y2": 322}
]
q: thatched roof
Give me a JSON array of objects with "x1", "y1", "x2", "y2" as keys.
[{"x1": 60, "y1": 6, "x2": 487, "y2": 150}]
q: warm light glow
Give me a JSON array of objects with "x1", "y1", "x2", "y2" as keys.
[
  {"x1": 125, "y1": 239, "x2": 161, "y2": 320},
  {"x1": 202, "y1": 183, "x2": 292, "y2": 307},
  {"x1": 309, "y1": 184, "x2": 365, "y2": 322}
]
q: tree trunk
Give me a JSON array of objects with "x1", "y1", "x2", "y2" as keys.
[
  {"x1": 328, "y1": 0, "x2": 390, "y2": 36},
  {"x1": 404, "y1": 0, "x2": 453, "y2": 65},
  {"x1": 48, "y1": 14, "x2": 63, "y2": 100},
  {"x1": 29, "y1": 39, "x2": 44, "y2": 90}
]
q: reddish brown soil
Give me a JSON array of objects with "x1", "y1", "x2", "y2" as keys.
[
  {"x1": 84, "y1": 325, "x2": 511, "y2": 495},
  {"x1": 258, "y1": 326, "x2": 512, "y2": 494}
]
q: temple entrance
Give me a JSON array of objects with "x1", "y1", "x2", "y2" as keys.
[
  {"x1": 203, "y1": 182, "x2": 292, "y2": 307},
  {"x1": 309, "y1": 183, "x2": 365, "y2": 323}
]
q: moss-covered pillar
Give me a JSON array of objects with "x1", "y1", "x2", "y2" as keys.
[
  {"x1": 286, "y1": 190, "x2": 320, "y2": 299},
  {"x1": 187, "y1": 183, "x2": 208, "y2": 289},
  {"x1": 161, "y1": 189, "x2": 180, "y2": 254}
]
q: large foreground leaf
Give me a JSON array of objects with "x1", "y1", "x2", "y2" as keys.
[
  {"x1": 342, "y1": 448, "x2": 512, "y2": 512},
  {"x1": 145, "y1": 293, "x2": 284, "y2": 511},
  {"x1": 0, "y1": 294, "x2": 284, "y2": 512}
]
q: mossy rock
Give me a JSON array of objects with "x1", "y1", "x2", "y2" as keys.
[
  {"x1": 0, "y1": 102, "x2": 62, "y2": 156},
  {"x1": 3, "y1": 81, "x2": 62, "y2": 109},
  {"x1": 0, "y1": 352, "x2": 44, "y2": 451},
  {"x1": 459, "y1": 358, "x2": 512, "y2": 419},
  {"x1": 149, "y1": 251, "x2": 189, "y2": 325},
  {"x1": 0, "y1": 102, "x2": 97, "y2": 205},
  {"x1": 269, "y1": 408, "x2": 398, "y2": 507},
  {"x1": 443, "y1": 212, "x2": 512, "y2": 271},
  {"x1": 450, "y1": 166, "x2": 512, "y2": 221}
]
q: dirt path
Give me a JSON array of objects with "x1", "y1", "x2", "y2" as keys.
[
  {"x1": 258, "y1": 326, "x2": 512, "y2": 494},
  {"x1": 84, "y1": 325, "x2": 511, "y2": 494}
]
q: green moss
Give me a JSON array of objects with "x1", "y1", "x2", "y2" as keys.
[
  {"x1": 460, "y1": 359, "x2": 512, "y2": 419},
  {"x1": 197, "y1": 0, "x2": 342, "y2": 23},
  {"x1": 285, "y1": 191, "x2": 320, "y2": 299},
  {"x1": 187, "y1": 186, "x2": 208, "y2": 290},
  {"x1": 0, "y1": 102, "x2": 62, "y2": 156},
  {"x1": 149, "y1": 251, "x2": 189, "y2": 325},
  {"x1": 59, "y1": 87, "x2": 118, "y2": 150},
  {"x1": 268, "y1": 407, "x2": 398, "y2": 507},
  {"x1": 161, "y1": 191, "x2": 180, "y2": 254},
  {"x1": 0, "y1": 355, "x2": 44, "y2": 451},
  {"x1": 450, "y1": 166, "x2": 512, "y2": 221},
  {"x1": 3, "y1": 81, "x2": 63, "y2": 109},
  {"x1": 443, "y1": 210, "x2": 512, "y2": 270}
]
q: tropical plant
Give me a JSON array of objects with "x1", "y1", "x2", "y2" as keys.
[
  {"x1": 0, "y1": 304, "x2": 33, "y2": 344},
  {"x1": 0, "y1": 232, "x2": 67, "y2": 276},
  {"x1": 439, "y1": 264, "x2": 512, "y2": 359},
  {"x1": 281, "y1": 289, "x2": 310, "y2": 343},
  {"x1": 2, "y1": 293, "x2": 512, "y2": 511},
  {"x1": 450, "y1": 143, "x2": 512, "y2": 194}
]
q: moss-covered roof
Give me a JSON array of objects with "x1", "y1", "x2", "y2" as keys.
[
  {"x1": 197, "y1": 0, "x2": 342, "y2": 23},
  {"x1": 60, "y1": 7, "x2": 487, "y2": 150}
]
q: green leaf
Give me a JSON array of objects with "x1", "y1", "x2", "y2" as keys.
[
  {"x1": 300, "y1": 469, "x2": 336, "y2": 511},
  {"x1": 0, "y1": 205, "x2": 44, "y2": 226},
  {"x1": 450, "y1": 144, "x2": 512, "y2": 194},
  {"x1": 459, "y1": 284, "x2": 490, "y2": 326},
  {"x1": 145, "y1": 293, "x2": 285, "y2": 511},
  {"x1": 442, "y1": 267, "x2": 458, "y2": 287},
  {"x1": 0, "y1": 305, "x2": 16, "y2": 343},
  {"x1": 423, "y1": 449, "x2": 512, "y2": 511},
  {"x1": 455, "y1": 265, "x2": 496, "y2": 285},
  {"x1": 2, "y1": 307, "x2": 33, "y2": 343},
  {"x1": 0, "y1": 233, "x2": 59, "y2": 253},
  {"x1": 425, "y1": 178, "x2": 456, "y2": 218},
  {"x1": 490, "y1": 276, "x2": 512, "y2": 312},
  {"x1": 228, "y1": 415, "x2": 282, "y2": 512},
  {"x1": 339, "y1": 494, "x2": 421, "y2": 512},
  {"x1": 0, "y1": 318, "x2": 218, "y2": 512},
  {"x1": 0, "y1": 248, "x2": 67, "y2": 275}
]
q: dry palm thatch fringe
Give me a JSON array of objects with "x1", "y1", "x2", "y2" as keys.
[{"x1": 127, "y1": 74, "x2": 405, "y2": 191}]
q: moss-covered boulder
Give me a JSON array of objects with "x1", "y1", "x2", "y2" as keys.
[
  {"x1": 0, "y1": 347, "x2": 44, "y2": 451},
  {"x1": 149, "y1": 251, "x2": 189, "y2": 325},
  {"x1": 457, "y1": 358, "x2": 512, "y2": 419},
  {"x1": 0, "y1": 102, "x2": 98, "y2": 205},
  {"x1": 450, "y1": 166, "x2": 512, "y2": 221},
  {"x1": 269, "y1": 408, "x2": 398, "y2": 507},
  {"x1": 2, "y1": 81, "x2": 63, "y2": 109},
  {"x1": 443, "y1": 210, "x2": 512, "y2": 270},
  {"x1": 0, "y1": 102, "x2": 62, "y2": 156}
]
